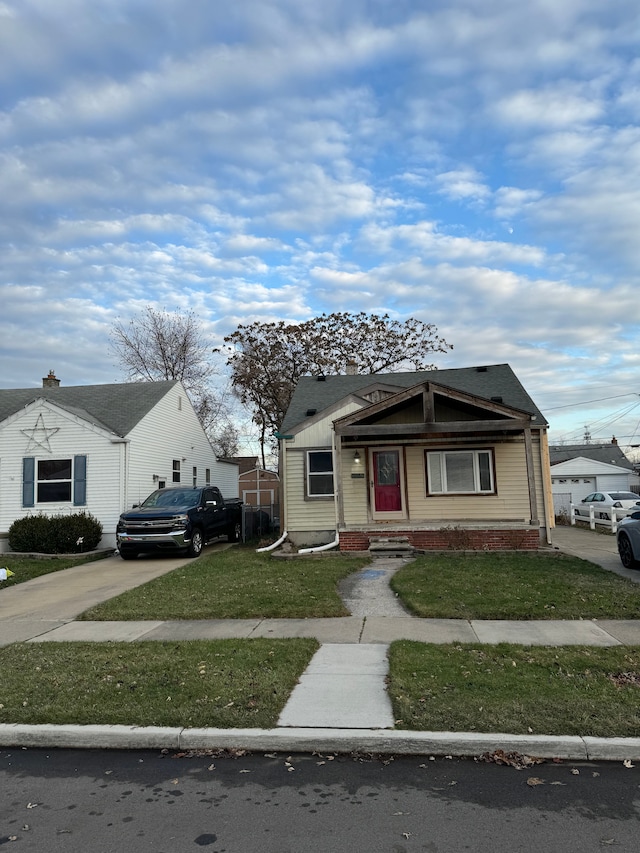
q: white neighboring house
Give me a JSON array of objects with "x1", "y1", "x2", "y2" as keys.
[
  {"x1": 549, "y1": 440, "x2": 639, "y2": 516},
  {"x1": 0, "y1": 372, "x2": 239, "y2": 552}
]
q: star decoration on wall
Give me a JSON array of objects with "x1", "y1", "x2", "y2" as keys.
[{"x1": 22, "y1": 413, "x2": 60, "y2": 452}]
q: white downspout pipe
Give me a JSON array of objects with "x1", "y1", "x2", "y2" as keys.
[
  {"x1": 298, "y1": 532, "x2": 340, "y2": 554},
  {"x1": 256, "y1": 530, "x2": 288, "y2": 553},
  {"x1": 256, "y1": 430, "x2": 290, "y2": 553},
  {"x1": 298, "y1": 430, "x2": 342, "y2": 555}
]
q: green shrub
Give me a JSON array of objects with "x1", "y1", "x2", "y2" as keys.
[{"x1": 8, "y1": 512, "x2": 103, "y2": 554}]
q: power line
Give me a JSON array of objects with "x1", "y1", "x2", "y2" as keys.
[{"x1": 545, "y1": 393, "x2": 640, "y2": 412}]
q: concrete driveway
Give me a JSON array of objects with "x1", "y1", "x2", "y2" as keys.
[
  {"x1": 0, "y1": 543, "x2": 232, "y2": 646},
  {"x1": 550, "y1": 524, "x2": 640, "y2": 582}
]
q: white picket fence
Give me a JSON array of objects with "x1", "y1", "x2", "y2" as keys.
[{"x1": 570, "y1": 503, "x2": 629, "y2": 533}]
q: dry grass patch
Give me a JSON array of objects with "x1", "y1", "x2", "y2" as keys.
[
  {"x1": 0, "y1": 639, "x2": 318, "y2": 728},
  {"x1": 389, "y1": 641, "x2": 640, "y2": 737},
  {"x1": 391, "y1": 552, "x2": 640, "y2": 619},
  {"x1": 80, "y1": 548, "x2": 369, "y2": 620}
]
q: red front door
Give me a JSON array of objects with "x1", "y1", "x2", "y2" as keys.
[{"x1": 372, "y1": 450, "x2": 402, "y2": 512}]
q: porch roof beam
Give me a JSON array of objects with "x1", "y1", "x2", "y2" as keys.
[{"x1": 335, "y1": 418, "x2": 533, "y2": 437}]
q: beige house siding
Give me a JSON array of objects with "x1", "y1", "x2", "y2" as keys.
[
  {"x1": 341, "y1": 448, "x2": 369, "y2": 525},
  {"x1": 289, "y1": 401, "x2": 364, "y2": 449},
  {"x1": 284, "y1": 448, "x2": 336, "y2": 534},
  {"x1": 335, "y1": 435, "x2": 547, "y2": 525}
]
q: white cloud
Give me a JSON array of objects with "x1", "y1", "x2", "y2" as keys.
[
  {"x1": 435, "y1": 168, "x2": 491, "y2": 202},
  {"x1": 494, "y1": 84, "x2": 604, "y2": 129},
  {"x1": 359, "y1": 221, "x2": 548, "y2": 267}
]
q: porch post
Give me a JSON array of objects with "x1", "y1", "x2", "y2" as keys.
[
  {"x1": 523, "y1": 427, "x2": 539, "y2": 526},
  {"x1": 334, "y1": 429, "x2": 345, "y2": 529}
]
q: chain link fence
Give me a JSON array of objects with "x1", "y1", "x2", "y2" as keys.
[{"x1": 241, "y1": 502, "x2": 280, "y2": 542}]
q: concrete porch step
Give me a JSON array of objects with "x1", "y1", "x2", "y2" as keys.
[{"x1": 367, "y1": 536, "x2": 415, "y2": 557}]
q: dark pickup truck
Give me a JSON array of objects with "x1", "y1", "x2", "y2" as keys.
[{"x1": 116, "y1": 486, "x2": 243, "y2": 559}]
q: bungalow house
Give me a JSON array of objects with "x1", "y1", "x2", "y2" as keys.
[
  {"x1": 0, "y1": 372, "x2": 238, "y2": 552},
  {"x1": 549, "y1": 440, "x2": 639, "y2": 515},
  {"x1": 276, "y1": 363, "x2": 552, "y2": 551}
]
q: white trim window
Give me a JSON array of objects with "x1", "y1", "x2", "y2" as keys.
[
  {"x1": 306, "y1": 450, "x2": 334, "y2": 497},
  {"x1": 426, "y1": 449, "x2": 494, "y2": 495},
  {"x1": 22, "y1": 455, "x2": 87, "y2": 507}
]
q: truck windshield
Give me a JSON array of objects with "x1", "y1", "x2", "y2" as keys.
[{"x1": 142, "y1": 489, "x2": 200, "y2": 508}]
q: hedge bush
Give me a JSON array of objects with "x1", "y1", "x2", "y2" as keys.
[{"x1": 8, "y1": 512, "x2": 103, "y2": 554}]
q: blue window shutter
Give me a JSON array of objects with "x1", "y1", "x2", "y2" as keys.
[
  {"x1": 23, "y1": 457, "x2": 35, "y2": 507},
  {"x1": 73, "y1": 455, "x2": 87, "y2": 506}
]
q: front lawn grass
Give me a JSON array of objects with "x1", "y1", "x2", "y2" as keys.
[
  {"x1": 389, "y1": 641, "x2": 640, "y2": 737},
  {"x1": 0, "y1": 553, "x2": 107, "y2": 588},
  {"x1": 80, "y1": 548, "x2": 370, "y2": 620},
  {"x1": 0, "y1": 639, "x2": 318, "y2": 728},
  {"x1": 391, "y1": 552, "x2": 640, "y2": 620}
]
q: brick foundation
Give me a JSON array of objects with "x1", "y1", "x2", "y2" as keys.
[{"x1": 339, "y1": 528, "x2": 540, "y2": 552}]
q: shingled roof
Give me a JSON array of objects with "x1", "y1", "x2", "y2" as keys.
[
  {"x1": 279, "y1": 363, "x2": 547, "y2": 434},
  {"x1": 0, "y1": 380, "x2": 179, "y2": 437},
  {"x1": 549, "y1": 443, "x2": 634, "y2": 470}
]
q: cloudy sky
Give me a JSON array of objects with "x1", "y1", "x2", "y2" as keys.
[{"x1": 2, "y1": 0, "x2": 640, "y2": 453}]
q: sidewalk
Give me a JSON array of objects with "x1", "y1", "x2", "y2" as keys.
[{"x1": 2, "y1": 533, "x2": 640, "y2": 760}]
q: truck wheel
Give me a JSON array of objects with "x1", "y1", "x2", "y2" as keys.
[
  {"x1": 227, "y1": 520, "x2": 241, "y2": 543},
  {"x1": 119, "y1": 548, "x2": 138, "y2": 561},
  {"x1": 188, "y1": 528, "x2": 204, "y2": 557}
]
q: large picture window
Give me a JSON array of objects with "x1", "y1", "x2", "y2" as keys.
[
  {"x1": 426, "y1": 449, "x2": 494, "y2": 495},
  {"x1": 306, "y1": 450, "x2": 334, "y2": 497}
]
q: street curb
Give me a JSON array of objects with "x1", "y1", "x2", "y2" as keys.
[{"x1": 1, "y1": 725, "x2": 639, "y2": 761}]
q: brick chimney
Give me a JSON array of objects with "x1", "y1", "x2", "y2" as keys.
[
  {"x1": 346, "y1": 360, "x2": 358, "y2": 375},
  {"x1": 42, "y1": 370, "x2": 60, "y2": 388},
  {"x1": 612, "y1": 435, "x2": 618, "y2": 445}
]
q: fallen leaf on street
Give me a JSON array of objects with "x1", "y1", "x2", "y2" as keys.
[
  {"x1": 623, "y1": 759, "x2": 634, "y2": 768},
  {"x1": 527, "y1": 777, "x2": 545, "y2": 787},
  {"x1": 479, "y1": 749, "x2": 545, "y2": 769}
]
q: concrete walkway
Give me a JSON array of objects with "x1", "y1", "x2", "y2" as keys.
[
  {"x1": 277, "y1": 643, "x2": 394, "y2": 729},
  {"x1": 3, "y1": 531, "x2": 640, "y2": 758}
]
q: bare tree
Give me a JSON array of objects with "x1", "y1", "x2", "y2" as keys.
[
  {"x1": 222, "y1": 311, "x2": 453, "y2": 464},
  {"x1": 110, "y1": 306, "x2": 214, "y2": 387},
  {"x1": 110, "y1": 307, "x2": 236, "y2": 450}
]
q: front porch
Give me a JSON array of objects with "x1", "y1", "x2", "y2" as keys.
[{"x1": 338, "y1": 521, "x2": 543, "y2": 552}]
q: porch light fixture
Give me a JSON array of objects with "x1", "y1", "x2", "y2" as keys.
[{"x1": 354, "y1": 451, "x2": 361, "y2": 463}]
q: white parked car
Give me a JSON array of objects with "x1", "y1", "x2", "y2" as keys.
[{"x1": 574, "y1": 491, "x2": 640, "y2": 521}]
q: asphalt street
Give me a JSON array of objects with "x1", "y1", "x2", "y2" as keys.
[{"x1": 1, "y1": 748, "x2": 639, "y2": 853}]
